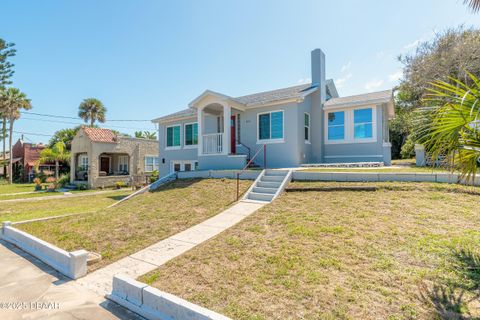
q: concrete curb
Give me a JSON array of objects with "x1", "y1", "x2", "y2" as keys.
[
  {"x1": 1, "y1": 222, "x2": 88, "y2": 279},
  {"x1": 107, "y1": 275, "x2": 231, "y2": 320}
]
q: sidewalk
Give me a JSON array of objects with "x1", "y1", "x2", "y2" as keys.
[
  {"x1": 77, "y1": 201, "x2": 265, "y2": 296},
  {"x1": 0, "y1": 240, "x2": 143, "y2": 320}
]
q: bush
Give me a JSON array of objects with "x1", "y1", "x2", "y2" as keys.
[
  {"x1": 33, "y1": 177, "x2": 42, "y2": 191},
  {"x1": 115, "y1": 181, "x2": 127, "y2": 189},
  {"x1": 150, "y1": 170, "x2": 159, "y2": 183},
  {"x1": 77, "y1": 183, "x2": 88, "y2": 190},
  {"x1": 57, "y1": 175, "x2": 70, "y2": 187}
]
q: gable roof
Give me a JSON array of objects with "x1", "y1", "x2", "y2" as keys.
[
  {"x1": 232, "y1": 83, "x2": 315, "y2": 107},
  {"x1": 82, "y1": 127, "x2": 117, "y2": 143},
  {"x1": 324, "y1": 89, "x2": 393, "y2": 108}
]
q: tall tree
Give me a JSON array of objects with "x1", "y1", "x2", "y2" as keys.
[
  {"x1": 0, "y1": 39, "x2": 15, "y2": 178},
  {"x1": 49, "y1": 127, "x2": 80, "y2": 151},
  {"x1": 464, "y1": 0, "x2": 480, "y2": 12},
  {"x1": 0, "y1": 87, "x2": 32, "y2": 183},
  {"x1": 393, "y1": 26, "x2": 480, "y2": 158},
  {"x1": 78, "y1": 98, "x2": 106, "y2": 127},
  {"x1": 134, "y1": 131, "x2": 157, "y2": 140},
  {"x1": 36, "y1": 141, "x2": 70, "y2": 179}
]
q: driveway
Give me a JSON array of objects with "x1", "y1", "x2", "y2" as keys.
[{"x1": 0, "y1": 240, "x2": 144, "y2": 320}]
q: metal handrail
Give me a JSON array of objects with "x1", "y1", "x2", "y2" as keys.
[
  {"x1": 235, "y1": 139, "x2": 251, "y2": 160},
  {"x1": 236, "y1": 144, "x2": 266, "y2": 201}
]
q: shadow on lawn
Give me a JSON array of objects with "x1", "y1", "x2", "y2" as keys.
[{"x1": 419, "y1": 248, "x2": 480, "y2": 320}]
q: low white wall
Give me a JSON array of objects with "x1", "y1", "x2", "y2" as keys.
[
  {"x1": 1, "y1": 222, "x2": 88, "y2": 279},
  {"x1": 177, "y1": 170, "x2": 260, "y2": 180},
  {"x1": 292, "y1": 171, "x2": 480, "y2": 186},
  {"x1": 108, "y1": 275, "x2": 231, "y2": 320}
]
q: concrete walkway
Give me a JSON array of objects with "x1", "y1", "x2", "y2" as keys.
[
  {"x1": 77, "y1": 201, "x2": 265, "y2": 296},
  {"x1": 0, "y1": 188, "x2": 131, "y2": 204},
  {"x1": 0, "y1": 240, "x2": 143, "y2": 320}
]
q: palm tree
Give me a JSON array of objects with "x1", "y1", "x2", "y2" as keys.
[
  {"x1": 36, "y1": 141, "x2": 70, "y2": 179},
  {"x1": 0, "y1": 113, "x2": 7, "y2": 178},
  {"x1": 0, "y1": 87, "x2": 32, "y2": 183},
  {"x1": 78, "y1": 98, "x2": 106, "y2": 127},
  {"x1": 134, "y1": 131, "x2": 157, "y2": 140},
  {"x1": 416, "y1": 71, "x2": 480, "y2": 182},
  {"x1": 464, "y1": 0, "x2": 480, "y2": 12}
]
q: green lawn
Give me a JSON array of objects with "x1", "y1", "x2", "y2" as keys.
[
  {"x1": 0, "y1": 189, "x2": 132, "y2": 222},
  {"x1": 0, "y1": 183, "x2": 38, "y2": 195},
  {"x1": 18, "y1": 179, "x2": 251, "y2": 271},
  {"x1": 140, "y1": 181, "x2": 480, "y2": 320}
]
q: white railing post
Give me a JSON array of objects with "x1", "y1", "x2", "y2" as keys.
[
  {"x1": 223, "y1": 104, "x2": 231, "y2": 155},
  {"x1": 197, "y1": 107, "x2": 203, "y2": 156}
]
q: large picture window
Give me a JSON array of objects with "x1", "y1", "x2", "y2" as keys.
[
  {"x1": 184, "y1": 122, "x2": 198, "y2": 146},
  {"x1": 354, "y1": 108, "x2": 373, "y2": 139},
  {"x1": 258, "y1": 111, "x2": 284, "y2": 142},
  {"x1": 327, "y1": 111, "x2": 345, "y2": 140},
  {"x1": 166, "y1": 125, "x2": 181, "y2": 148},
  {"x1": 118, "y1": 156, "x2": 128, "y2": 172}
]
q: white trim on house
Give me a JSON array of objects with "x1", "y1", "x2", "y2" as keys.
[
  {"x1": 324, "y1": 154, "x2": 383, "y2": 159},
  {"x1": 165, "y1": 124, "x2": 182, "y2": 150},
  {"x1": 170, "y1": 160, "x2": 198, "y2": 173},
  {"x1": 256, "y1": 110, "x2": 285, "y2": 144},
  {"x1": 183, "y1": 122, "x2": 198, "y2": 149},
  {"x1": 324, "y1": 105, "x2": 377, "y2": 145},
  {"x1": 144, "y1": 155, "x2": 159, "y2": 172}
]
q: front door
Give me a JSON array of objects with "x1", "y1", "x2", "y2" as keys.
[
  {"x1": 100, "y1": 157, "x2": 110, "y2": 173},
  {"x1": 230, "y1": 115, "x2": 236, "y2": 154}
]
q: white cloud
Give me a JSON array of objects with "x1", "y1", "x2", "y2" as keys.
[
  {"x1": 336, "y1": 73, "x2": 352, "y2": 88},
  {"x1": 340, "y1": 61, "x2": 351, "y2": 73},
  {"x1": 388, "y1": 70, "x2": 403, "y2": 82},
  {"x1": 364, "y1": 79, "x2": 384, "y2": 91},
  {"x1": 297, "y1": 77, "x2": 311, "y2": 84}
]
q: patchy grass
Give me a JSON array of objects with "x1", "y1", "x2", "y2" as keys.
[
  {"x1": 0, "y1": 190, "x2": 133, "y2": 222},
  {"x1": 19, "y1": 179, "x2": 251, "y2": 270},
  {"x1": 0, "y1": 183, "x2": 38, "y2": 194},
  {"x1": 140, "y1": 181, "x2": 480, "y2": 320},
  {"x1": 0, "y1": 188, "x2": 103, "y2": 200}
]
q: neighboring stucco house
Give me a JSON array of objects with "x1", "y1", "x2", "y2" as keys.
[
  {"x1": 152, "y1": 48, "x2": 395, "y2": 177},
  {"x1": 70, "y1": 127, "x2": 159, "y2": 188}
]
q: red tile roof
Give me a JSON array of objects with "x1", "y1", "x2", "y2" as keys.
[{"x1": 83, "y1": 127, "x2": 117, "y2": 143}]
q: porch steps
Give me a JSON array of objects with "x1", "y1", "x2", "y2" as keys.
[{"x1": 243, "y1": 169, "x2": 292, "y2": 203}]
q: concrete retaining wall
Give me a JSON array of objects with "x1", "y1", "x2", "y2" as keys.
[
  {"x1": 107, "y1": 275, "x2": 231, "y2": 320},
  {"x1": 1, "y1": 222, "x2": 88, "y2": 279},
  {"x1": 292, "y1": 171, "x2": 479, "y2": 186},
  {"x1": 177, "y1": 170, "x2": 260, "y2": 180}
]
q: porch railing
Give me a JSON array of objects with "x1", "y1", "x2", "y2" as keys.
[{"x1": 202, "y1": 133, "x2": 223, "y2": 154}]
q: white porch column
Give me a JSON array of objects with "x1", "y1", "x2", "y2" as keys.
[
  {"x1": 223, "y1": 104, "x2": 231, "y2": 155},
  {"x1": 197, "y1": 106, "x2": 204, "y2": 156}
]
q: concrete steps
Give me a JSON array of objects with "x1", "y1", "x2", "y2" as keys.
[{"x1": 243, "y1": 169, "x2": 291, "y2": 203}]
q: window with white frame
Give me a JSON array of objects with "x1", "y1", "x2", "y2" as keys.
[
  {"x1": 304, "y1": 113, "x2": 310, "y2": 142},
  {"x1": 166, "y1": 125, "x2": 181, "y2": 148},
  {"x1": 118, "y1": 156, "x2": 128, "y2": 172},
  {"x1": 258, "y1": 111, "x2": 284, "y2": 142},
  {"x1": 354, "y1": 108, "x2": 373, "y2": 139},
  {"x1": 184, "y1": 122, "x2": 198, "y2": 146},
  {"x1": 325, "y1": 107, "x2": 376, "y2": 143},
  {"x1": 145, "y1": 156, "x2": 159, "y2": 172},
  {"x1": 79, "y1": 154, "x2": 88, "y2": 170},
  {"x1": 327, "y1": 111, "x2": 345, "y2": 140},
  {"x1": 170, "y1": 160, "x2": 197, "y2": 173}
]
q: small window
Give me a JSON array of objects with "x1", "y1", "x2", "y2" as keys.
[
  {"x1": 173, "y1": 163, "x2": 181, "y2": 172},
  {"x1": 184, "y1": 123, "x2": 198, "y2": 146},
  {"x1": 118, "y1": 156, "x2": 129, "y2": 172},
  {"x1": 145, "y1": 156, "x2": 159, "y2": 172},
  {"x1": 79, "y1": 155, "x2": 89, "y2": 170},
  {"x1": 304, "y1": 113, "x2": 310, "y2": 142},
  {"x1": 258, "y1": 111, "x2": 284, "y2": 141},
  {"x1": 184, "y1": 163, "x2": 192, "y2": 171},
  {"x1": 327, "y1": 111, "x2": 345, "y2": 140},
  {"x1": 166, "y1": 125, "x2": 181, "y2": 148},
  {"x1": 354, "y1": 108, "x2": 373, "y2": 139}
]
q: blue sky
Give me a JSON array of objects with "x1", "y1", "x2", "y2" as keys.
[{"x1": 1, "y1": 0, "x2": 478, "y2": 143}]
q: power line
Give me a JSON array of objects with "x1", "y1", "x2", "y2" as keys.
[
  {"x1": 19, "y1": 117, "x2": 153, "y2": 131},
  {"x1": 21, "y1": 111, "x2": 152, "y2": 122},
  {"x1": 13, "y1": 130, "x2": 53, "y2": 137}
]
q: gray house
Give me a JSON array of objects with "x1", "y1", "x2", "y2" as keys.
[{"x1": 152, "y1": 49, "x2": 395, "y2": 176}]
